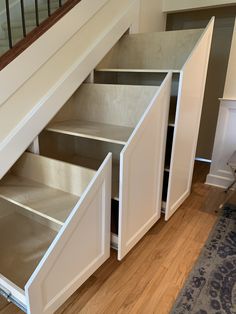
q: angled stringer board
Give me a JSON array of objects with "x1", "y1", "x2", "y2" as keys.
[
  {"x1": 23, "y1": 153, "x2": 111, "y2": 313},
  {"x1": 165, "y1": 18, "x2": 214, "y2": 220},
  {"x1": 118, "y1": 73, "x2": 172, "y2": 260}
]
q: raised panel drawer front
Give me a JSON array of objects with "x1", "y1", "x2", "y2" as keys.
[
  {"x1": 0, "y1": 152, "x2": 111, "y2": 313},
  {"x1": 118, "y1": 73, "x2": 172, "y2": 259}
]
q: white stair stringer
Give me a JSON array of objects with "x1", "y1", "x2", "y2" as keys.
[{"x1": 0, "y1": 0, "x2": 140, "y2": 179}]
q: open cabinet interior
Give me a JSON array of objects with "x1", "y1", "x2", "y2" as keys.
[
  {"x1": 94, "y1": 71, "x2": 179, "y2": 128},
  {"x1": 39, "y1": 133, "x2": 122, "y2": 200},
  {"x1": 39, "y1": 75, "x2": 171, "y2": 259},
  {"x1": 0, "y1": 199, "x2": 56, "y2": 290},
  {"x1": 96, "y1": 29, "x2": 203, "y2": 71},
  {"x1": 0, "y1": 151, "x2": 111, "y2": 313},
  {"x1": 93, "y1": 70, "x2": 179, "y2": 212},
  {"x1": 39, "y1": 133, "x2": 121, "y2": 244}
]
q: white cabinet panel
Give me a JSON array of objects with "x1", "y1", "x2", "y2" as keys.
[
  {"x1": 118, "y1": 73, "x2": 171, "y2": 259},
  {"x1": 165, "y1": 19, "x2": 214, "y2": 220}
]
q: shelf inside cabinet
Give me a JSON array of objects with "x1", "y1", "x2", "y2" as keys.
[
  {"x1": 46, "y1": 120, "x2": 133, "y2": 145},
  {"x1": 0, "y1": 174, "x2": 79, "y2": 225}
]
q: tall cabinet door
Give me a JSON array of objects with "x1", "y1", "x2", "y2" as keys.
[
  {"x1": 165, "y1": 19, "x2": 214, "y2": 221},
  {"x1": 118, "y1": 74, "x2": 172, "y2": 260}
]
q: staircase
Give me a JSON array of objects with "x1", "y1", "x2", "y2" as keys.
[{"x1": 0, "y1": 0, "x2": 67, "y2": 57}]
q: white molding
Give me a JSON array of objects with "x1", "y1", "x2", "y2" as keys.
[
  {"x1": 206, "y1": 99, "x2": 236, "y2": 188},
  {"x1": 162, "y1": 0, "x2": 236, "y2": 13},
  {"x1": 28, "y1": 137, "x2": 40, "y2": 154},
  {"x1": 206, "y1": 173, "x2": 233, "y2": 189},
  {"x1": 219, "y1": 98, "x2": 236, "y2": 102}
]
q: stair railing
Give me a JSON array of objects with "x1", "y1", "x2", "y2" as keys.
[{"x1": 0, "y1": 0, "x2": 80, "y2": 70}]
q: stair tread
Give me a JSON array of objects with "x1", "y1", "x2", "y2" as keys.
[
  {"x1": 0, "y1": 173, "x2": 79, "y2": 224},
  {"x1": 46, "y1": 120, "x2": 133, "y2": 145}
]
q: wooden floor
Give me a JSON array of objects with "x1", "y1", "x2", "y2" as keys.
[{"x1": 0, "y1": 161, "x2": 234, "y2": 314}]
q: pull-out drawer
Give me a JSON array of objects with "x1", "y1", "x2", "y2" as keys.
[
  {"x1": 0, "y1": 152, "x2": 111, "y2": 313},
  {"x1": 39, "y1": 73, "x2": 172, "y2": 260},
  {"x1": 94, "y1": 20, "x2": 214, "y2": 221}
]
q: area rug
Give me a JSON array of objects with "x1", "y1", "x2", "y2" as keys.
[{"x1": 171, "y1": 204, "x2": 236, "y2": 314}]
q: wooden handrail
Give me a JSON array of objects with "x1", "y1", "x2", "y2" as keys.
[{"x1": 0, "y1": 0, "x2": 81, "y2": 71}]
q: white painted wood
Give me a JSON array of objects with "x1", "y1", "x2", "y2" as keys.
[
  {"x1": 165, "y1": 19, "x2": 214, "y2": 220},
  {"x1": 118, "y1": 73, "x2": 171, "y2": 260},
  {"x1": 24, "y1": 153, "x2": 111, "y2": 314},
  {"x1": 47, "y1": 120, "x2": 133, "y2": 145},
  {"x1": 97, "y1": 29, "x2": 203, "y2": 70},
  {"x1": 223, "y1": 18, "x2": 236, "y2": 100},
  {"x1": 0, "y1": 0, "x2": 141, "y2": 180},
  {"x1": 0, "y1": 275, "x2": 26, "y2": 309},
  {"x1": 96, "y1": 68, "x2": 180, "y2": 73},
  {"x1": 163, "y1": 0, "x2": 236, "y2": 13},
  {"x1": 206, "y1": 99, "x2": 236, "y2": 188},
  {"x1": 85, "y1": 71, "x2": 95, "y2": 83},
  {"x1": 94, "y1": 21, "x2": 213, "y2": 221},
  {"x1": 0, "y1": 0, "x2": 109, "y2": 105},
  {"x1": 28, "y1": 137, "x2": 40, "y2": 154}
]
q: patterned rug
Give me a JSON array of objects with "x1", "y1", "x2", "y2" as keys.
[{"x1": 171, "y1": 204, "x2": 236, "y2": 314}]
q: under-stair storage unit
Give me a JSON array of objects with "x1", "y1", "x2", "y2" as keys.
[
  {"x1": 0, "y1": 152, "x2": 111, "y2": 313},
  {"x1": 39, "y1": 73, "x2": 172, "y2": 260},
  {"x1": 95, "y1": 18, "x2": 214, "y2": 220}
]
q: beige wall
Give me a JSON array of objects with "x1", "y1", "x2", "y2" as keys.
[
  {"x1": 163, "y1": 0, "x2": 236, "y2": 12},
  {"x1": 224, "y1": 19, "x2": 236, "y2": 99},
  {"x1": 139, "y1": 0, "x2": 166, "y2": 32}
]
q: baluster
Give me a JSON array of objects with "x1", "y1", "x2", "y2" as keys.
[
  {"x1": 35, "y1": 0, "x2": 39, "y2": 26},
  {"x1": 5, "y1": 0, "x2": 13, "y2": 48},
  {"x1": 59, "y1": 0, "x2": 62, "y2": 7},
  {"x1": 47, "y1": 0, "x2": 51, "y2": 17},
  {"x1": 20, "y1": 0, "x2": 27, "y2": 37}
]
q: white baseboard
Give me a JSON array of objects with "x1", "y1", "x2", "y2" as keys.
[{"x1": 205, "y1": 173, "x2": 233, "y2": 189}]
